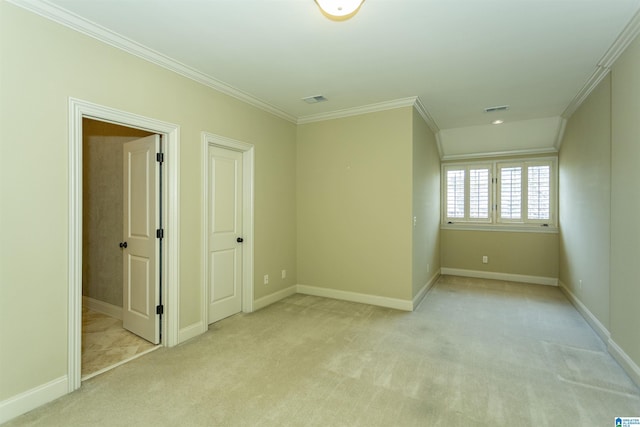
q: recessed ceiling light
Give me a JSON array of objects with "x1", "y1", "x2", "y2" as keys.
[
  {"x1": 302, "y1": 95, "x2": 328, "y2": 104},
  {"x1": 492, "y1": 119, "x2": 504, "y2": 125}
]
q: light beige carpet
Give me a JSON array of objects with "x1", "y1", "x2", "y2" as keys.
[{"x1": 7, "y1": 276, "x2": 640, "y2": 426}]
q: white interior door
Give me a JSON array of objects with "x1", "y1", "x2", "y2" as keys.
[
  {"x1": 208, "y1": 146, "x2": 243, "y2": 324},
  {"x1": 123, "y1": 135, "x2": 160, "y2": 344}
]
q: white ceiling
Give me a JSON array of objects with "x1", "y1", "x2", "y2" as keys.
[{"x1": 15, "y1": 0, "x2": 640, "y2": 153}]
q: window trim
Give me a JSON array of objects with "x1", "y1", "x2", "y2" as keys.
[{"x1": 441, "y1": 156, "x2": 558, "y2": 231}]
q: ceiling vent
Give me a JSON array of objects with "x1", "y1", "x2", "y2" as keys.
[
  {"x1": 302, "y1": 95, "x2": 328, "y2": 104},
  {"x1": 484, "y1": 105, "x2": 509, "y2": 113}
]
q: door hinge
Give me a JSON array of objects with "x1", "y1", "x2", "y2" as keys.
[
  {"x1": 156, "y1": 228, "x2": 164, "y2": 239},
  {"x1": 156, "y1": 305, "x2": 164, "y2": 315},
  {"x1": 156, "y1": 153, "x2": 164, "y2": 164}
]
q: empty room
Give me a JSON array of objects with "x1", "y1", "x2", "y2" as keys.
[{"x1": 1, "y1": 0, "x2": 640, "y2": 425}]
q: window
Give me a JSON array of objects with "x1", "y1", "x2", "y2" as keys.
[
  {"x1": 527, "y1": 164, "x2": 551, "y2": 221},
  {"x1": 443, "y1": 164, "x2": 491, "y2": 223},
  {"x1": 442, "y1": 157, "x2": 556, "y2": 229},
  {"x1": 499, "y1": 166, "x2": 521, "y2": 220},
  {"x1": 497, "y1": 162, "x2": 552, "y2": 224},
  {"x1": 446, "y1": 169, "x2": 465, "y2": 218}
]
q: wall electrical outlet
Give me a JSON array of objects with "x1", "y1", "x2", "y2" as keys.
[
  {"x1": 281, "y1": 269, "x2": 287, "y2": 280},
  {"x1": 482, "y1": 256, "x2": 488, "y2": 264},
  {"x1": 264, "y1": 274, "x2": 269, "y2": 285},
  {"x1": 579, "y1": 279, "x2": 582, "y2": 289}
]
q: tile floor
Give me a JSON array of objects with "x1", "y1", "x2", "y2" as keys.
[{"x1": 82, "y1": 306, "x2": 157, "y2": 378}]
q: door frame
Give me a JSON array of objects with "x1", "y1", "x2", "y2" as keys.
[
  {"x1": 201, "y1": 132, "x2": 254, "y2": 329},
  {"x1": 68, "y1": 98, "x2": 181, "y2": 392}
]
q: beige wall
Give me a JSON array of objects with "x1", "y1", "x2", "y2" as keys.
[
  {"x1": 610, "y1": 35, "x2": 640, "y2": 366},
  {"x1": 412, "y1": 108, "x2": 441, "y2": 297},
  {"x1": 441, "y1": 229, "x2": 559, "y2": 279},
  {"x1": 82, "y1": 119, "x2": 153, "y2": 307},
  {"x1": 0, "y1": 2, "x2": 296, "y2": 400},
  {"x1": 296, "y1": 108, "x2": 413, "y2": 300},
  {"x1": 558, "y1": 75, "x2": 611, "y2": 327},
  {"x1": 559, "y1": 34, "x2": 640, "y2": 372}
]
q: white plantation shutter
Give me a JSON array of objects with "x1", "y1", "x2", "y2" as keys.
[
  {"x1": 500, "y1": 166, "x2": 522, "y2": 220},
  {"x1": 446, "y1": 169, "x2": 465, "y2": 218},
  {"x1": 469, "y1": 169, "x2": 489, "y2": 219},
  {"x1": 442, "y1": 158, "x2": 555, "y2": 227},
  {"x1": 444, "y1": 165, "x2": 490, "y2": 222},
  {"x1": 528, "y1": 165, "x2": 550, "y2": 220}
]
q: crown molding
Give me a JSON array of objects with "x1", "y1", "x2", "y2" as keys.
[
  {"x1": 562, "y1": 8, "x2": 640, "y2": 119},
  {"x1": 598, "y1": 7, "x2": 640, "y2": 69},
  {"x1": 297, "y1": 97, "x2": 420, "y2": 124},
  {"x1": 435, "y1": 132, "x2": 444, "y2": 160},
  {"x1": 553, "y1": 117, "x2": 568, "y2": 152},
  {"x1": 561, "y1": 66, "x2": 611, "y2": 119},
  {"x1": 7, "y1": 0, "x2": 297, "y2": 123},
  {"x1": 413, "y1": 97, "x2": 440, "y2": 135},
  {"x1": 441, "y1": 147, "x2": 558, "y2": 162}
]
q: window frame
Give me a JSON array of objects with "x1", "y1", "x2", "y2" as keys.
[
  {"x1": 441, "y1": 157, "x2": 557, "y2": 231},
  {"x1": 442, "y1": 163, "x2": 492, "y2": 224}
]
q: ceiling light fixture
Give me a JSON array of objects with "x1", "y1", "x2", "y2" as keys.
[
  {"x1": 315, "y1": 0, "x2": 365, "y2": 21},
  {"x1": 492, "y1": 119, "x2": 504, "y2": 125}
]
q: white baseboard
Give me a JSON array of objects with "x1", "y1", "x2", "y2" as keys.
[
  {"x1": 413, "y1": 269, "x2": 441, "y2": 310},
  {"x1": 253, "y1": 285, "x2": 297, "y2": 311},
  {"x1": 608, "y1": 338, "x2": 640, "y2": 388},
  {"x1": 83, "y1": 296, "x2": 123, "y2": 320},
  {"x1": 0, "y1": 376, "x2": 67, "y2": 424},
  {"x1": 558, "y1": 280, "x2": 640, "y2": 389},
  {"x1": 558, "y1": 281, "x2": 610, "y2": 342},
  {"x1": 440, "y1": 268, "x2": 558, "y2": 286},
  {"x1": 178, "y1": 321, "x2": 206, "y2": 344},
  {"x1": 296, "y1": 284, "x2": 413, "y2": 311}
]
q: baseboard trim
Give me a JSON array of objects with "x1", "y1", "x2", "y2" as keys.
[
  {"x1": 440, "y1": 268, "x2": 558, "y2": 286},
  {"x1": 608, "y1": 338, "x2": 640, "y2": 388},
  {"x1": 296, "y1": 284, "x2": 413, "y2": 311},
  {"x1": 253, "y1": 285, "x2": 297, "y2": 311},
  {"x1": 82, "y1": 296, "x2": 123, "y2": 320},
  {"x1": 558, "y1": 281, "x2": 610, "y2": 342},
  {"x1": 558, "y1": 281, "x2": 640, "y2": 388},
  {"x1": 0, "y1": 376, "x2": 67, "y2": 424},
  {"x1": 413, "y1": 269, "x2": 441, "y2": 310},
  {"x1": 178, "y1": 321, "x2": 206, "y2": 344}
]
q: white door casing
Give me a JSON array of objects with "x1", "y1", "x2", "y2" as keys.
[
  {"x1": 69, "y1": 98, "x2": 180, "y2": 392},
  {"x1": 202, "y1": 132, "x2": 254, "y2": 332},
  {"x1": 123, "y1": 135, "x2": 160, "y2": 343},
  {"x1": 207, "y1": 146, "x2": 243, "y2": 324}
]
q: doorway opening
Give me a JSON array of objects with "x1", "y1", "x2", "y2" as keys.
[
  {"x1": 81, "y1": 118, "x2": 159, "y2": 379},
  {"x1": 68, "y1": 98, "x2": 181, "y2": 392}
]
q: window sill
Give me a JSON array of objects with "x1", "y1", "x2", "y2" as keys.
[{"x1": 440, "y1": 223, "x2": 558, "y2": 234}]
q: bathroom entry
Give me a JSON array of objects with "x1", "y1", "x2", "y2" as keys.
[{"x1": 82, "y1": 118, "x2": 160, "y2": 377}]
